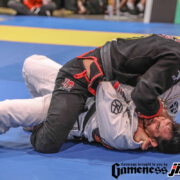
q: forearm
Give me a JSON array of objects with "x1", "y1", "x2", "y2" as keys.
[{"x1": 132, "y1": 55, "x2": 180, "y2": 118}]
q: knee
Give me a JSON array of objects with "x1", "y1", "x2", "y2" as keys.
[
  {"x1": 23, "y1": 55, "x2": 36, "y2": 73},
  {"x1": 30, "y1": 123, "x2": 62, "y2": 153},
  {"x1": 32, "y1": 142, "x2": 61, "y2": 153},
  {"x1": 31, "y1": 137, "x2": 61, "y2": 153},
  {"x1": 23, "y1": 55, "x2": 42, "y2": 75}
]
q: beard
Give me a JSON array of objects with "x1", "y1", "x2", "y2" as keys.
[
  {"x1": 142, "y1": 118, "x2": 155, "y2": 137},
  {"x1": 143, "y1": 118, "x2": 154, "y2": 129}
]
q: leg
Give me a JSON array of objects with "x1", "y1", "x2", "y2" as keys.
[
  {"x1": 23, "y1": 55, "x2": 62, "y2": 98},
  {"x1": 120, "y1": 0, "x2": 128, "y2": 9},
  {"x1": 139, "y1": 0, "x2": 146, "y2": 6},
  {"x1": 126, "y1": 0, "x2": 135, "y2": 10},
  {"x1": 31, "y1": 58, "x2": 89, "y2": 153},
  {"x1": 77, "y1": 0, "x2": 86, "y2": 14},
  {"x1": 38, "y1": 2, "x2": 57, "y2": 15},
  {"x1": 8, "y1": 0, "x2": 35, "y2": 15},
  {"x1": 0, "y1": 94, "x2": 52, "y2": 134},
  {"x1": 31, "y1": 48, "x2": 104, "y2": 153}
]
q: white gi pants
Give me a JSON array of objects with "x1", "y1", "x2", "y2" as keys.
[{"x1": 0, "y1": 55, "x2": 62, "y2": 134}]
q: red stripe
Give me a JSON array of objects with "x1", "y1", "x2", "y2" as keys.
[
  {"x1": 87, "y1": 57, "x2": 103, "y2": 89},
  {"x1": 113, "y1": 81, "x2": 120, "y2": 90},
  {"x1": 138, "y1": 100, "x2": 162, "y2": 119},
  {"x1": 74, "y1": 70, "x2": 87, "y2": 79},
  {"x1": 77, "y1": 49, "x2": 104, "y2": 96},
  {"x1": 172, "y1": 166, "x2": 177, "y2": 169},
  {"x1": 88, "y1": 87, "x2": 96, "y2": 96},
  {"x1": 84, "y1": 74, "x2": 90, "y2": 83}
]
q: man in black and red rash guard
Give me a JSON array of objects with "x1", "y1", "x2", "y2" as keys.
[
  {"x1": 31, "y1": 34, "x2": 180, "y2": 153},
  {"x1": 109, "y1": 34, "x2": 180, "y2": 119}
]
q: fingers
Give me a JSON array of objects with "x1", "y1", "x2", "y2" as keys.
[{"x1": 141, "y1": 139, "x2": 152, "y2": 151}]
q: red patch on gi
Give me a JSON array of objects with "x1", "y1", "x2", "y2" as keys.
[{"x1": 62, "y1": 78, "x2": 74, "y2": 89}]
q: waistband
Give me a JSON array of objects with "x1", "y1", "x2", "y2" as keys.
[{"x1": 74, "y1": 48, "x2": 104, "y2": 96}]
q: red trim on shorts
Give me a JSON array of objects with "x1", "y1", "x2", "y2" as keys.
[
  {"x1": 74, "y1": 70, "x2": 87, "y2": 79},
  {"x1": 137, "y1": 100, "x2": 162, "y2": 119},
  {"x1": 84, "y1": 74, "x2": 90, "y2": 83},
  {"x1": 73, "y1": 70, "x2": 90, "y2": 83},
  {"x1": 76, "y1": 49, "x2": 104, "y2": 95},
  {"x1": 88, "y1": 87, "x2": 96, "y2": 96}
]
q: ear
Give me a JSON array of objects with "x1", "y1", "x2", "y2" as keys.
[{"x1": 150, "y1": 138, "x2": 158, "y2": 148}]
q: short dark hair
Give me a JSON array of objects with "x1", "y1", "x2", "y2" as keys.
[{"x1": 156, "y1": 122, "x2": 180, "y2": 154}]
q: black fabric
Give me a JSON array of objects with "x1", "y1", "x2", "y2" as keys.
[
  {"x1": 64, "y1": 0, "x2": 78, "y2": 12},
  {"x1": 110, "y1": 34, "x2": 180, "y2": 116},
  {"x1": 85, "y1": 0, "x2": 108, "y2": 14},
  {"x1": 53, "y1": 0, "x2": 64, "y2": 9},
  {"x1": 100, "y1": 41, "x2": 113, "y2": 81},
  {"x1": 38, "y1": 2, "x2": 57, "y2": 15},
  {"x1": 0, "y1": 0, "x2": 8, "y2": 7},
  {"x1": 31, "y1": 54, "x2": 104, "y2": 153}
]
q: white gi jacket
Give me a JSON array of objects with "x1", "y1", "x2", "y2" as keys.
[{"x1": 67, "y1": 81, "x2": 142, "y2": 150}]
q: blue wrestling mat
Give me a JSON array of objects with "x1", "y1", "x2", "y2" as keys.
[{"x1": 0, "y1": 15, "x2": 180, "y2": 180}]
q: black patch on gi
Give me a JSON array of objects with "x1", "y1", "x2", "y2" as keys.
[
  {"x1": 169, "y1": 101, "x2": 178, "y2": 114},
  {"x1": 111, "y1": 99, "x2": 123, "y2": 114}
]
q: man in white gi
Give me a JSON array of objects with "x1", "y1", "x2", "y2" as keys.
[{"x1": 0, "y1": 55, "x2": 179, "y2": 153}]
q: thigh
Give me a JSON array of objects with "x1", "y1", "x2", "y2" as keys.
[
  {"x1": 23, "y1": 55, "x2": 62, "y2": 97},
  {"x1": 31, "y1": 91, "x2": 87, "y2": 153},
  {"x1": 31, "y1": 59, "x2": 90, "y2": 153}
]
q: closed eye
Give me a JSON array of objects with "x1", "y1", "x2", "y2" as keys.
[{"x1": 156, "y1": 122, "x2": 160, "y2": 130}]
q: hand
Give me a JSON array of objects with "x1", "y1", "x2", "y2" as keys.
[
  {"x1": 141, "y1": 138, "x2": 154, "y2": 150},
  {"x1": 134, "y1": 119, "x2": 157, "y2": 150}
]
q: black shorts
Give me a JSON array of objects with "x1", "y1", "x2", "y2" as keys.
[{"x1": 31, "y1": 48, "x2": 104, "y2": 153}]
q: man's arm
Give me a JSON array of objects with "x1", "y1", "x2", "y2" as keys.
[{"x1": 132, "y1": 54, "x2": 180, "y2": 119}]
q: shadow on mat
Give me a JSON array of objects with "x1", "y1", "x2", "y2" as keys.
[{"x1": 26, "y1": 140, "x2": 176, "y2": 163}]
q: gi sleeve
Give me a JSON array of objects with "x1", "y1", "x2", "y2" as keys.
[
  {"x1": 95, "y1": 82, "x2": 142, "y2": 150},
  {"x1": 132, "y1": 54, "x2": 180, "y2": 118}
]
